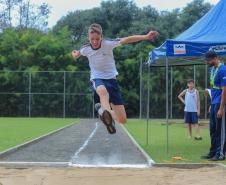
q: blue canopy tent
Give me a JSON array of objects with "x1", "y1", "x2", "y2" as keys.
[
  {"x1": 149, "y1": 0, "x2": 226, "y2": 66},
  {"x1": 145, "y1": 0, "x2": 226, "y2": 152}
]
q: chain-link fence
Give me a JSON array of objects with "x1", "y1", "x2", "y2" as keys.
[
  {"x1": 0, "y1": 64, "x2": 210, "y2": 118},
  {"x1": 0, "y1": 71, "x2": 94, "y2": 118}
]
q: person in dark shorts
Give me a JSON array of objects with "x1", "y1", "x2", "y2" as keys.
[
  {"x1": 178, "y1": 79, "x2": 202, "y2": 140},
  {"x1": 71, "y1": 23, "x2": 159, "y2": 134}
]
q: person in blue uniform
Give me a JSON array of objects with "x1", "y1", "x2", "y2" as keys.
[{"x1": 201, "y1": 50, "x2": 226, "y2": 161}]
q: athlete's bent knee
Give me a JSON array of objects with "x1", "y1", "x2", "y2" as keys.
[
  {"x1": 118, "y1": 117, "x2": 127, "y2": 124},
  {"x1": 96, "y1": 86, "x2": 108, "y2": 97}
]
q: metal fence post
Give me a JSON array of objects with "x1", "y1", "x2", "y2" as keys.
[
  {"x1": 28, "y1": 71, "x2": 31, "y2": 117},
  {"x1": 146, "y1": 65, "x2": 150, "y2": 146},
  {"x1": 63, "y1": 71, "x2": 66, "y2": 118}
]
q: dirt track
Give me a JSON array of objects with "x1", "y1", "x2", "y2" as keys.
[{"x1": 0, "y1": 166, "x2": 226, "y2": 185}]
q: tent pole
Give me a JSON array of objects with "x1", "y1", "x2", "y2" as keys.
[
  {"x1": 166, "y1": 57, "x2": 169, "y2": 154},
  {"x1": 170, "y1": 67, "x2": 173, "y2": 119},
  {"x1": 146, "y1": 64, "x2": 150, "y2": 146},
  {"x1": 193, "y1": 65, "x2": 196, "y2": 85},
  {"x1": 139, "y1": 59, "x2": 143, "y2": 119}
]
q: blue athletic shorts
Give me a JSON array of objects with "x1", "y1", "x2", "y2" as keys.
[
  {"x1": 184, "y1": 112, "x2": 198, "y2": 124},
  {"x1": 90, "y1": 79, "x2": 124, "y2": 105}
]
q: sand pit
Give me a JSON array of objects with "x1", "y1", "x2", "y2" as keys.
[{"x1": 0, "y1": 166, "x2": 226, "y2": 185}]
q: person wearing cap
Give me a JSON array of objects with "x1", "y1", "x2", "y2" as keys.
[
  {"x1": 201, "y1": 50, "x2": 226, "y2": 161},
  {"x1": 71, "y1": 23, "x2": 159, "y2": 134}
]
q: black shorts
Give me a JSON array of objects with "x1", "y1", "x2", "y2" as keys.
[
  {"x1": 90, "y1": 79, "x2": 124, "y2": 105},
  {"x1": 184, "y1": 112, "x2": 198, "y2": 124}
]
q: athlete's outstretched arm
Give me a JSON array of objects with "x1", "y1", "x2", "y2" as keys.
[
  {"x1": 120, "y1": 31, "x2": 159, "y2": 45},
  {"x1": 71, "y1": 50, "x2": 81, "y2": 60}
]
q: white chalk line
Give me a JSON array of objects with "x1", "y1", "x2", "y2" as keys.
[
  {"x1": 69, "y1": 164, "x2": 150, "y2": 168},
  {"x1": 120, "y1": 124, "x2": 155, "y2": 166},
  {"x1": 0, "y1": 162, "x2": 68, "y2": 166},
  {"x1": 69, "y1": 122, "x2": 99, "y2": 165},
  {"x1": 0, "y1": 162, "x2": 148, "y2": 168}
]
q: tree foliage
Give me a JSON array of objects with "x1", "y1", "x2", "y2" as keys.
[
  {"x1": 0, "y1": 0, "x2": 50, "y2": 31},
  {"x1": 0, "y1": 0, "x2": 213, "y2": 117}
]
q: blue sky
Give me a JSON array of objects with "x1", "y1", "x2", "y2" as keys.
[{"x1": 31, "y1": 0, "x2": 219, "y2": 27}]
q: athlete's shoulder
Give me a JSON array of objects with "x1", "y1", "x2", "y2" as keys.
[
  {"x1": 102, "y1": 38, "x2": 121, "y2": 48},
  {"x1": 80, "y1": 43, "x2": 91, "y2": 56},
  {"x1": 80, "y1": 43, "x2": 90, "y2": 50},
  {"x1": 104, "y1": 38, "x2": 121, "y2": 42}
]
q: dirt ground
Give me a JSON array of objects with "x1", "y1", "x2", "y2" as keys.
[{"x1": 0, "y1": 166, "x2": 226, "y2": 185}]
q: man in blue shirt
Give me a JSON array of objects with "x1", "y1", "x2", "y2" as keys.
[{"x1": 201, "y1": 50, "x2": 226, "y2": 161}]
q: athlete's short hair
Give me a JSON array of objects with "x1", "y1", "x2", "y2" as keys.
[
  {"x1": 88, "y1": 23, "x2": 103, "y2": 36},
  {"x1": 187, "y1": 79, "x2": 194, "y2": 84}
]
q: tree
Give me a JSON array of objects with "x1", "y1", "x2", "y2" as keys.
[
  {"x1": 0, "y1": 0, "x2": 50, "y2": 31},
  {"x1": 0, "y1": 0, "x2": 20, "y2": 29},
  {"x1": 180, "y1": 0, "x2": 212, "y2": 31},
  {"x1": 19, "y1": 1, "x2": 50, "y2": 30},
  {"x1": 0, "y1": 0, "x2": 215, "y2": 117},
  {"x1": 156, "y1": 9, "x2": 181, "y2": 41},
  {"x1": 100, "y1": 0, "x2": 138, "y2": 36}
]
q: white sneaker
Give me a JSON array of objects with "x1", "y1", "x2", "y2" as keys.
[{"x1": 95, "y1": 103, "x2": 101, "y2": 112}]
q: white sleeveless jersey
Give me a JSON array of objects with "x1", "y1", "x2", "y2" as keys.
[
  {"x1": 184, "y1": 89, "x2": 198, "y2": 112},
  {"x1": 80, "y1": 39, "x2": 121, "y2": 80}
]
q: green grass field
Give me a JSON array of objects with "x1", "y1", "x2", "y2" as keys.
[
  {"x1": 125, "y1": 119, "x2": 226, "y2": 164},
  {"x1": 0, "y1": 118, "x2": 225, "y2": 164},
  {"x1": 0, "y1": 118, "x2": 77, "y2": 152}
]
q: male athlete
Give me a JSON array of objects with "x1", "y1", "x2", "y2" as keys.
[{"x1": 71, "y1": 23, "x2": 159, "y2": 134}]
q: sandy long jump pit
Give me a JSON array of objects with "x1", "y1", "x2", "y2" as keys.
[
  {"x1": 0, "y1": 166, "x2": 226, "y2": 185},
  {"x1": 0, "y1": 119, "x2": 226, "y2": 185}
]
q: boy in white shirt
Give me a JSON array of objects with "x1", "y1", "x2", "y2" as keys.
[
  {"x1": 178, "y1": 79, "x2": 202, "y2": 140},
  {"x1": 71, "y1": 23, "x2": 158, "y2": 134}
]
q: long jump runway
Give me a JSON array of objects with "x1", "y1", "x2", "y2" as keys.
[{"x1": 0, "y1": 119, "x2": 153, "y2": 168}]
